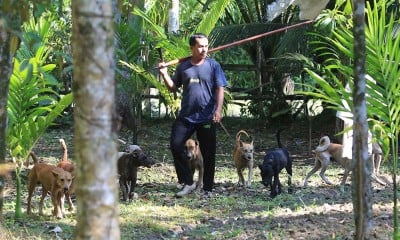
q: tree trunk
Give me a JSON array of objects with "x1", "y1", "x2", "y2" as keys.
[
  {"x1": 0, "y1": 14, "x2": 15, "y2": 222},
  {"x1": 351, "y1": 0, "x2": 372, "y2": 239},
  {"x1": 71, "y1": 0, "x2": 120, "y2": 239}
]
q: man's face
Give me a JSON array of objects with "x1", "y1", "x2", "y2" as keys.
[{"x1": 191, "y1": 37, "x2": 208, "y2": 60}]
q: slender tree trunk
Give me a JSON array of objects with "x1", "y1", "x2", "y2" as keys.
[
  {"x1": 71, "y1": 0, "x2": 120, "y2": 239},
  {"x1": 351, "y1": 0, "x2": 372, "y2": 239},
  {"x1": 0, "y1": 13, "x2": 17, "y2": 222}
]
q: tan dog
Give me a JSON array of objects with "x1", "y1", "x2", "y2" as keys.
[
  {"x1": 184, "y1": 139, "x2": 204, "y2": 189},
  {"x1": 56, "y1": 139, "x2": 75, "y2": 211},
  {"x1": 233, "y1": 130, "x2": 254, "y2": 187},
  {"x1": 303, "y1": 136, "x2": 351, "y2": 187},
  {"x1": 27, "y1": 152, "x2": 74, "y2": 218}
]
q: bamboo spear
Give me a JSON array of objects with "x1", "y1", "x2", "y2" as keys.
[{"x1": 160, "y1": 19, "x2": 314, "y2": 68}]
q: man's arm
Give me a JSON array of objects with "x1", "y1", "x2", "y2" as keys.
[
  {"x1": 158, "y1": 63, "x2": 177, "y2": 92},
  {"x1": 213, "y1": 86, "x2": 224, "y2": 123}
]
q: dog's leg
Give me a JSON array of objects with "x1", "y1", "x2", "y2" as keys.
[
  {"x1": 60, "y1": 193, "x2": 66, "y2": 215},
  {"x1": 38, "y1": 187, "x2": 48, "y2": 216},
  {"x1": 319, "y1": 157, "x2": 333, "y2": 185},
  {"x1": 51, "y1": 193, "x2": 63, "y2": 219},
  {"x1": 303, "y1": 158, "x2": 322, "y2": 186},
  {"x1": 66, "y1": 192, "x2": 74, "y2": 211},
  {"x1": 197, "y1": 165, "x2": 204, "y2": 190},
  {"x1": 340, "y1": 168, "x2": 351, "y2": 187},
  {"x1": 271, "y1": 174, "x2": 280, "y2": 197},
  {"x1": 237, "y1": 168, "x2": 245, "y2": 186},
  {"x1": 374, "y1": 153, "x2": 382, "y2": 176},
  {"x1": 246, "y1": 162, "x2": 253, "y2": 187},
  {"x1": 26, "y1": 178, "x2": 36, "y2": 215},
  {"x1": 129, "y1": 169, "x2": 138, "y2": 200},
  {"x1": 286, "y1": 159, "x2": 293, "y2": 193},
  {"x1": 119, "y1": 178, "x2": 128, "y2": 201}
]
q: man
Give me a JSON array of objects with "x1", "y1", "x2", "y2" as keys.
[{"x1": 158, "y1": 33, "x2": 227, "y2": 197}]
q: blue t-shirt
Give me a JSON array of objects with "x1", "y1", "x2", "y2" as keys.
[{"x1": 172, "y1": 58, "x2": 227, "y2": 124}]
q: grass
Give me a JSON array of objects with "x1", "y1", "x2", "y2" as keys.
[{"x1": 1, "y1": 116, "x2": 395, "y2": 239}]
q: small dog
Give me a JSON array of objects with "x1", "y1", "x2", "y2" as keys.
[
  {"x1": 303, "y1": 136, "x2": 351, "y2": 187},
  {"x1": 27, "y1": 152, "x2": 74, "y2": 218},
  {"x1": 117, "y1": 145, "x2": 156, "y2": 201},
  {"x1": 233, "y1": 130, "x2": 254, "y2": 187},
  {"x1": 259, "y1": 129, "x2": 292, "y2": 197},
  {"x1": 56, "y1": 139, "x2": 75, "y2": 212},
  {"x1": 184, "y1": 138, "x2": 204, "y2": 189}
]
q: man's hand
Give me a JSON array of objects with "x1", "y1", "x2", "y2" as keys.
[
  {"x1": 158, "y1": 62, "x2": 168, "y2": 76},
  {"x1": 213, "y1": 111, "x2": 222, "y2": 123}
]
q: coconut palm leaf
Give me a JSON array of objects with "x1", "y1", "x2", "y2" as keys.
[{"x1": 196, "y1": 0, "x2": 231, "y2": 36}]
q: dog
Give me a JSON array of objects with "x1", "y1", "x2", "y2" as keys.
[
  {"x1": 117, "y1": 145, "x2": 156, "y2": 201},
  {"x1": 56, "y1": 139, "x2": 75, "y2": 212},
  {"x1": 27, "y1": 152, "x2": 74, "y2": 218},
  {"x1": 259, "y1": 129, "x2": 292, "y2": 197},
  {"x1": 184, "y1": 138, "x2": 204, "y2": 189},
  {"x1": 233, "y1": 130, "x2": 254, "y2": 187},
  {"x1": 303, "y1": 136, "x2": 351, "y2": 187}
]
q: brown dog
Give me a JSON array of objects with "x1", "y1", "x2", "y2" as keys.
[
  {"x1": 27, "y1": 152, "x2": 74, "y2": 218},
  {"x1": 233, "y1": 130, "x2": 254, "y2": 187},
  {"x1": 303, "y1": 136, "x2": 351, "y2": 187},
  {"x1": 184, "y1": 139, "x2": 204, "y2": 189},
  {"x1": 56, "y1": 139, "x2": 75, "y2": 212}
]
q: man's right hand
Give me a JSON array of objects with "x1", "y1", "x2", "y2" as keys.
[{"x1": 158, "y1": 62, "x2": 168, "y2": 76}]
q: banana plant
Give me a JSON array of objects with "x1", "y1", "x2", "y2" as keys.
[
  {"x1": 7, "y1": 16, "x2": 73, "y2": 219},
  {"x1": 298, "y1": 0, "x2": 400, "y2": 236}
]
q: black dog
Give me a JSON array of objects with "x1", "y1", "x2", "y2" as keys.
[
  {"x1": 117, "y1": 145, "x2": 156, "y2": 201},
  {"x1": 259, "y1": 129, "x2": 293, "y2": 197}
]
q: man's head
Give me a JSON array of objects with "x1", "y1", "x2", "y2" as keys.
[{"x1": 189, "y1": 33, "x2": 208, "y2": 62}]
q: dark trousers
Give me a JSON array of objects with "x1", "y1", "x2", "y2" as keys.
[{"x1": 170, "y1": 118, "x2": 216, "y2": 191}]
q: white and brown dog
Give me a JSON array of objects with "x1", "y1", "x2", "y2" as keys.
[
  {"x1": 303, "y1": 136, "x2": 351, "y2": 187},
  {"x1": 233, "y1": 130, "x2": 254, "y2": 187},
  {"x1": 184, "y1": 139, "x2": 204, "y2": 189}
]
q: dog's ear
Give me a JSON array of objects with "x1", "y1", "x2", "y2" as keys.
[
  {"x1": 52, "y1": 170, "x2": 60, "y2": 177},
  {"x1": 195, "y1": 140, "x2": 199, "y2": 146}
]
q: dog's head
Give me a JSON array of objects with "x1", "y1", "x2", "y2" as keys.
[
  {"x1": 236, "y1": 130, "x2": 254, "y2": 161},
  {"x1": 239, "y1": 141, "x2": 254, "y2": 161},
  {"x1": 259, "y1": 158, "x2": 274, "y2": 188},
  {"x1": 124, "y1": 145, "x2": 156, "y2": 167},
  {"x1": 52, "y1": 168, "x2": 74, "y2": 193},
  {"x1": 184, "y1": 139, "x2": 199, "y2": 161}
]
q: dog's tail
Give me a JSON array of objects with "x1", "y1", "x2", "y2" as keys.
[
  {"x1": 29, "y1": 151, "x2": 40, "y2": 164},
  {"x1": 315, "y1": 136, "x2": 331, "y2": 152},
  {"x1": 236, "y1": 130, "x2": 251, "y2": 142},
  {"x1": 59, "y1": 139, "x2": 68, "y2": 162},
  {"x1": 276, "y1": 128, "x2": 285, "y2": 148}
]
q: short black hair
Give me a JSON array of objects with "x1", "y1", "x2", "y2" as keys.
[{"x1": 189, "y1": 33, "x2": 208, "y2": 46}]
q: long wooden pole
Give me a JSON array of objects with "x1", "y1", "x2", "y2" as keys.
[{"x1": 161, "y1": 19, "x2": 314, "y2": 67}]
